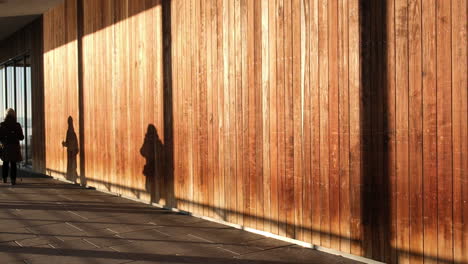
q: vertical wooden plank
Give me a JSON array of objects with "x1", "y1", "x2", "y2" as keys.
[
  {"x1": 174, "y1": 0, "x2": 180, "y2": 210},
  {"x1": 328, "y1": 0, "x2": 340, "y2": 250},
  {"x1": 292, "y1": 0, "x2": 302, "y2": 241},
  {"x1": 225, "y1": 0, "x2": 234, "y2": 223},
  {"x1": 246, "y1": 0, "x2": 256, "y2": 228},
  {"x1": 216, "y1": 0, "x2": 225, "y2": 220},
  {"x1": 360, "y1": 0, "x2": 373, "y2": 257},
  {"x1": 338, "y1": 0, "x2": 350, "y2": 253},
  {"x1": 113, "y1": 0, "x2": 125, "y2": 200},
  {"x1": 199, "y1": 0, "x2": 209, "y2": 218},
  {"x1": 230, "y1": 0, "x2": 237, "y2": 224},
  {"x1": 112, "y1": 0, "x2": 120, "y2": 197},
  {"x1": 408, "y1": 0, "x2": 423, "y2": 262},
  {"x1": 268, "y1": 0, "x2": 279, "y2": 236},
  {"x1": 374, "y1": 1, "x2": 391, "y2": 259},
  {"x1": 422, "y1": 0, "x2": 438, "y2": 262},
  {"x1": 205, "y1": 0, "x2": 213, "y2": 218},
  {"x1": 452, "y1": 0, "x2": 468, "y2": 262},
  {"x1": 180, "y1": 0, "x2": 188, "y2": 211},
  {"x1": 310, "y1": 0, "x2": 321, "y2": 246},
  {"x1": 254, "y1": 0, "x2": 264, "y2": 231},
  {"x1": 172, "y1": 0, "x2": 179, "y2": 209},
  {"x1": 128, "y1": 0, "x2": 138, "y2": 197},
  {"x1": 188, "y1": 0, "x2": 194, "y2": 212},
  {"x1": 171, "y1": 0, "x2": 179, "y2": 209},
  {"x1": 241, "y1": 0, "x2": 249, "y2": 227},
  {"x1": 157, "y1": 0, "x2": 164, "y2": 203},
  {"x1": 318, "y1": 0, "x2": 330, "y2": 247},
  {"x1": 107, "y1": 0, "x2": 114, "y2": 192},
  {"x1": 106, "y1": 0, "x2": 115, "y2": 196},
  {"x1": 348, "y1": 0, "x2": 362, "y2": 256},
  {"x1": 302, "y1": 0, "x2": 312, "y2": 244},
  {"x1": 212, "y1": 0, "x2": 221, "y2": 220},
  {"x1": 276, "y1": 0, "x2": 287, "y2": 237},
  {"x1": 222, "y1": 0, "x2": 230, "y2": 221},
  {"x1": 182, "y1": 0, "x2": 188, "y2": 211},
  {"x1": 395, "y1": 0, "x2": 410, "y2": 262},
  {"x1": 187, "y1": 0, "x2": 193, "y2": 212},
  {"x1": 177, "y1": 0, "x2": 186, "y2": 211},
  {"x1": 234, "y1": 0, "x2": 244, "y2": 226},
  {"x1": 261, "y1": 0, "x2": 271, "y2": 234},
  {"x1": 436, "y1": 0, "x2": 453, "y2": 261},
  {"x1": 207, "y1": 0, "x2": 214, "y2": 218},
  {"x1": 283, "y1": 0, "x2": 294, "y2": 238},
  {"x1": 188, "y1": 0, "x2": 195, "y2": 213},
  {"x1": 386, "y1": 0, "x2": 398, "y2": 262},
  {"x1": 194, "y1": 0, "x2": 202, "y2": 215}
]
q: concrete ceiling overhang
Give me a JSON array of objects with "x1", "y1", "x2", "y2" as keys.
[{"x1": 0, "y1": 0, "x2": 63, "y2": 41}]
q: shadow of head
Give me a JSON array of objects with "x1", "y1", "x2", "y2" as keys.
[{"x1": 68, "y1": 116, "x2": 74, "y2": 127}]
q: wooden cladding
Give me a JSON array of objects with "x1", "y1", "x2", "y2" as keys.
[
  {"x1": 43, "y1": 0, "x2": 80, "y2": 181},
  {"x1": 39, "y1": 0, "x2": 468, "y2": 263}
]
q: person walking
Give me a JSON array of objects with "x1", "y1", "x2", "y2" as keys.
[{"x1": 0, "y1": 109, "x2": 24, "y2": 185}]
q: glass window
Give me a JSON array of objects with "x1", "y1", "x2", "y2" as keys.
[
  {"x1": 25, "y1": 56, "x2": 32, "y2": 165},
  {"x1": 6, "y1": 65, "x2": 14, "y2": 109},
  {"x1": 15, "y1": 60, "x2": 26, "y2": 162},
  {"x1": 0, "y1": 55, "x2": 33, "y2": 166},
  {"x1": 0, "y1": 66, "x2": 5, "y2": 118}
]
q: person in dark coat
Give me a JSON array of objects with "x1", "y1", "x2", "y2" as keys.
[{"x1": 0, "y1": 109, "x2": 24, "y2": 185}]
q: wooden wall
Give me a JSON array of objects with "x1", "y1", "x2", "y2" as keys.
[
  {"x1": 81, "y1": 0, "x2": 164, "y2": 202},
  {"x1": 43, "y1": 0, "x2": 80, "y2": 181},
  {"x1": 39, "y1": 0, "x2": 467, "y2": 263},
  {"x1": 43, "y1": 0, "x2": 164, "y2": 200}
]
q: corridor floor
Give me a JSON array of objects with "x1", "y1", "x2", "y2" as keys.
[{"x1": 0, "y1": 172, "x2": 361, "y2": 264}]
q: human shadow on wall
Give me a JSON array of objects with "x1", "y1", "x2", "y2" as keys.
[
  {"x1": 62, "y1": 116, "x2": 79, "y2": 184},
  {"x1": 140, "y1": 125, "x2": 163, "y2": 203},
  {"x1": 359, "y1": 0, "x2": 391, "y2": 262}
]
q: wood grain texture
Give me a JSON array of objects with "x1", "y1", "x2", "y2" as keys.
[
  {"x1": 452, "y1": 1, "x2": 467, "y2": 263},
  {"x1": 43, "y1": 0, "x2": 80, "y2": 184},
  {"x1": 318, "y1": 0, "x2": 330, "y2": 248},
  {"x1": 395, "y1": 0, "x2": 410, "y2": 262},
  {"x1": 436, "y1": 0, "x2": 453, "y2": 261},
  {"x1": 386, "y1": 0, "x2": 397, "y2": 262},
  {"x1": 348, "y1": 0, "x2": 362, "y2": 256},
  {"x1": 421, "y1": 0, "x2": 438, "y2": 263},
  {"x1": 408, "y1": 0, "x2": 423, "y2": 263},
  {"x1": 1, "y1": 0, "x2": 466, "y2": 263}
]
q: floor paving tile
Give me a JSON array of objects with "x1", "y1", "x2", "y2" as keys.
[
  {"x1": 0, "y1": 241, "x2": 58, "y2": 264},
  {"x1": 0, "y1": 174, "x2": 362, "y2": 264},
  {"x1": 0, "y1": 227, "x2": 37, "y2": 243}
]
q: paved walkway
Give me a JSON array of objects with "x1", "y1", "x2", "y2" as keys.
[{"x1": 0, "y1": 171, "x2": 361, "y2": 264}]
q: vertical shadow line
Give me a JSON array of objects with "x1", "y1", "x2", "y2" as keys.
[
  {"x1": 77, "y1": 0, "x2": 86, "y2": 186},
  {"x1": 162, "y1": 0, "x2": 175, "y2": 208},
  {"x1": 359, "y1": 0, "x2": 390, "y2": 261}
]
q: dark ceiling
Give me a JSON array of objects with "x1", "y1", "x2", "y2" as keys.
[{"x1": 0, "y1": 0, "x2": 64, "y2": 41}]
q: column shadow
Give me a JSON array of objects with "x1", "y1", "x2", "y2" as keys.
[{"x1": 359, "y1": 0, "x2": 391, "y2": 262}]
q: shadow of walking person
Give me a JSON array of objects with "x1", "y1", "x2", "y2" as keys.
[
  {"x1": 62, "y1": 116, "x2": 79, "y2": 184},
  {"x1": 140, "y1": 124, "x2": 163, "y2": 203}
]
